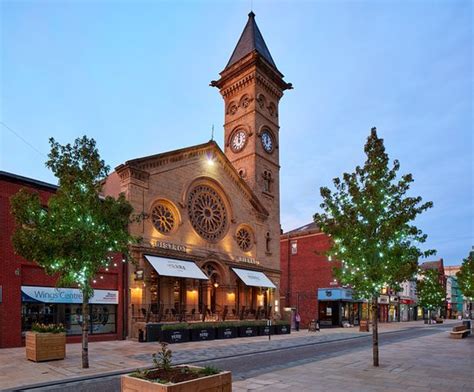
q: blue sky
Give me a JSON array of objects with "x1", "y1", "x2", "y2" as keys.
[{"x1": 1, "y1": 1, "x2": 472, "y2": 266}]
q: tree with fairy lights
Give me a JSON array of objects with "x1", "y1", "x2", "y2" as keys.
[
  {"x1": 417, "y1": 269, "x2": 445, "y2": 323},
  {"x1": 10, "y1": 136, "x2": 138, "y2": 369},
  {"x1": 457, "y1": 249, "x2": 474, "y2": 318},
  {"x1": 314, "y1": 127, "x2": 435, "y2": 367}
]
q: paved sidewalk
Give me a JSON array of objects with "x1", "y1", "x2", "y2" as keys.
[
  {"x1": 0, "y1": 320, "x2": 459, "y2": 390},
  {"x1": 233, "y1": 328, "x2": 473, "y2": 392}
]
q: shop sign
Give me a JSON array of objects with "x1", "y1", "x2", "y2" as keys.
[
  {"x1": 317, "y1": 288, "x2": 353, "y2": 301},
  {"x1": 378, "y1": 295, "x2": 389, "y2": 304},
  {"x1": 21, "y1": 286, "x2": 119, "y2": 304},
  {"x1": 151, "y1": 241, "x2": 187, "y2": 253},
  {"x1": 236, "y1": 256, "x2": 260, "y2": 265},
  {"x1": 390, "y1": 296, "x2": 399, "y2": 303}
]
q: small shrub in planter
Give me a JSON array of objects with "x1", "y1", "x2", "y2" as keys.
[
  {"x1": 215, "y1": 322, "x2": 237, "y2": 339},
  {"x1": 121, "y1": 342, "x2": 232, "y2": 392},
  {"x1": 160, "y1": 323, "x2": 190, "y2": 344},
  {"x1": 188, "y1": 323, "x2": 215, "y2": 341},
  {"x1": 26, "y1": 323, "x2": 66, "y2": 362}
]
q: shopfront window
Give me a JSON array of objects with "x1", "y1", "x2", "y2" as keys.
[{"x1": 22, "y1": 303, "x2": 117, "y2": 335}]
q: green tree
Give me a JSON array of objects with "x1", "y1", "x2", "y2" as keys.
[
  {"x1": 314, "y1": 127, "x2": 435, "y2": 366},
  {"x1": 417, "y1": 268, "x2": 445, "y2": 322},
  {"x1": 11, "y1": 136, "x2": 137, "y2": 368},
  {"x1": 457, "y1": 249, "x2": 474, "y2": 318}
]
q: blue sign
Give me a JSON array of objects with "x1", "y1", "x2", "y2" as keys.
[{"x1": 318, "y1": 288, "x2": 353, "y2": 301}]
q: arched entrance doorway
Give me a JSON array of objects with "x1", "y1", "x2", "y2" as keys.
[{"x1": 201, "y1": 263, "x2": 222, "y2": 316}]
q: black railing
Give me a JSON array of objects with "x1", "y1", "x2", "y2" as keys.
[{"x1": 131, "y1": 303, "x2": 273, "y2": 323}]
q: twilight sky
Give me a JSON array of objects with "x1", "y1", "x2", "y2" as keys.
[{"x1": 1, "y1": 1, "x2": 472, "y2": 266}]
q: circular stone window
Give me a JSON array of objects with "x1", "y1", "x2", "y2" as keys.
[
  {"x1": 151, "y1": 202, "x2": 176, "y2": 234},
  {"x1": 236, "y1": 227, "x2": 253, "y2": 251},
  {"x1": 187, "y1": 185, "x2": 228, "y2": 241}
]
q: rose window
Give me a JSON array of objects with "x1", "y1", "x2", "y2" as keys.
[
  {"x1": 187, "y1": 185, "x2": 228, "y2": 241},
  {"x1": 151, "y1": 203, "x2": 176, "y2": 234},
  {"x1": 236, "y1": 228, "x2": 252, "y2": 251}
]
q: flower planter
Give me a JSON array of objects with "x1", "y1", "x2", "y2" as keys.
[
  {"x1": 121, "y1": 366, "x2": 232, "y2": 392},
  {"x1": 258, "y1": 325, "x2": 275, "y2": 336},
  {"x1": 160, "y1": 329, "x2": 190, "y2": 344},
  {"x1": 215, "y1": 326, "x2": 237, "y2": 339},
  {"x1": 275, "y1": 324, "x2": 291, "y2": 334},
  {"x1": 25, "y1": 331, "x2": 66, "y2": 362},
  {"x1": 238, "y1": 325, "x2": 258, "y2": 337},
  {"x1": 190, "y1": 327, "x2": 215, "y2": 341}
]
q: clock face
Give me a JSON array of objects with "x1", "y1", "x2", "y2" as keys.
[
  {"x1": 261, "y1": 130, "x2": 274, "y2": 153},
  {"x1": 231, "y1": 130, "x2": 247, "y2": 152}
]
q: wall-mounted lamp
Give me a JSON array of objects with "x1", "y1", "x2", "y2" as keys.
[{"x1": 134, "y1": 269, "x2": 144, "y2": 281}]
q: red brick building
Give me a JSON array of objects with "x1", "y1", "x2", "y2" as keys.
[
  {"x1": 281, "y1": 222, "x2": 338, "y2": 327},
  {"x1": 420, "y1": 259, "x2": 447, "y2": 318},
  {"x1": 281, "y1": 222, "x2": 368, "y2": 328},
  {"x1": 0, "y1": 171, "x2": 126, "y2": 348}
]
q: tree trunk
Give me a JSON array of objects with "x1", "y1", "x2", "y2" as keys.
[
  {"x1": 82, "y1": 291, "x2": 90, "y2": 369},
  {"x1": 372, "y1": 297, "x2": 379, "y2": 367}
]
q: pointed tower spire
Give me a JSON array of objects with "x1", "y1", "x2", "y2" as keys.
[{"x1": 226, "y1": 12, "x2": 277, "y2": 70}]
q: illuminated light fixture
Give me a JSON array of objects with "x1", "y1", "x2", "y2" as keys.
[
  {"x1": 206, "y1": 153, "x2": 215, "y2": 166},
  {"x1": 135, "y1": 268, "x2": 144, "y2": 281},
  {"x1": 213, "y1": 282, "x2": 219, "y2": 288}
]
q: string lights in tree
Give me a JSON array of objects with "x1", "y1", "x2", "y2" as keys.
[
  {"x1": 10, "y1": 136, "x2": 139, "y2": 369},
  {"x1": 314, "y1": 127, "x2": 435, "y2": 367}
]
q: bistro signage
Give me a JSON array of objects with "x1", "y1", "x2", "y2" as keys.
[
  {"x1": 21, "y1": 286, "x2": 119, "y2": 304},
  {"x1": 151, "y1": 240, "x2": 187, "y2": 253},
  {"x1": 236, "y1": 256, "x2": 260, "y2": 265}
]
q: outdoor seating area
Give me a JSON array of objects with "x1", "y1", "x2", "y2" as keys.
[{"x1": 131, "y1": 303, "x2": 273, "y2": 324}]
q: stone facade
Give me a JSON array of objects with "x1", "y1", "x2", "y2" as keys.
[{"x1": 103, "y1": 13, "x2": 291, "y2": 335}]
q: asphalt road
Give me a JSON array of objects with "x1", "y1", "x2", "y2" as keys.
[{"x1": 16, "y1": 325, "x2": 451, "y2": 392}]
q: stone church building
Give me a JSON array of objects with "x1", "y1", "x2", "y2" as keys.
[{"x1": 103, "y1": 12, "x2": 292, "y2": 336}]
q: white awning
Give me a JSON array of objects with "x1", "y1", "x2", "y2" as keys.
[
  {"x1": 232, "y1": 267, "x2": 276, "y2": 289},
  {"x1": 145, "y1": 255, "x2": 208, "y2": 280}
]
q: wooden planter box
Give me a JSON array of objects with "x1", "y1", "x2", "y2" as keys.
[
  {"x1": 25, "y1": 331, "x2": 66, "y2": 362},
  {"x1": 238, "y1": 325, "x2": 258, "y2": 337},
  {"x1": 275, "y1": 324, "x2": 291, "y2": 334},
  {"x1": 215, "y1": 326, "x2": 237, "y2": 339},
  {"x1": 190, "y1": 327, "x2": 215, "y2": 341},
  {"x1": 160, "y1": 329, "x2": 190, "y2": 344},
  {"x1": 121, "y1": 367, "x2": 232, "y2": 392}
]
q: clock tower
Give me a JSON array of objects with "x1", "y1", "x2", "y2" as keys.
[{"x1": 211, "y1": 12, "x2": 291, "y2": 257}]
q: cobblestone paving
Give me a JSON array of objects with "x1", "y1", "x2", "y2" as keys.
[
  {"x1": 0, "y1": 320, "x2": 460, "y2": 390},
  {"x1": 129, "y1": 332, "x2": 362, "y2": 364},
  {"x1": 232, "y1": 329, "x2": 474, "y2": 392}
]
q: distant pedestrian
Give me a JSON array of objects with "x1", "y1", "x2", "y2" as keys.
[{"x1": 295, "y1": 312, "x2": 301, "y2": 331}]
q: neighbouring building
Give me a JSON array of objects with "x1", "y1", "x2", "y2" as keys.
[
  {"x1": 420, "y1": 259, "x2": 447, "y2": 318},
  {"x1": 103, "y1": 12, "x2": 291, "y2": 339},
  {"x1": 280, "y1": 222, "x2": 366, "y2": 328},
  {"x1": 398, "y1": 280, "x2": 418, "y2": 321},
  {"x1": 0, "y1": 171, "x2": 126, "y2": 348},
  {"x1": 446, "y1": 276, "x2": 463, "y2": 319}
]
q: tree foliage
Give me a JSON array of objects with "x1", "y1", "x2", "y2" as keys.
[
  {"x1": 314, "y1": 128, "x2": 435, "y2": 299},
  {"x1": 10, "y1": 136, "x2": 138, "y2": 367},
  {"x1": 417, "y1": 269, "x2": 445, "y2": 310},
  {"x1": 457, "y1": 250, "x2": 474, "y2": 299}
]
